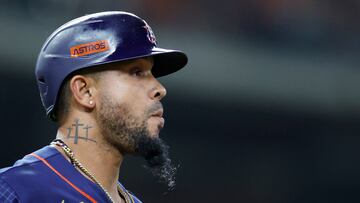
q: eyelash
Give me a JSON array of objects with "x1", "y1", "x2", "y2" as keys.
[
  {"x1": 131, "y1": 68, "x2": 145, "y2": 77},
  {"x1": 134, "y1": 70, "x2": 142, "y2": 76}
]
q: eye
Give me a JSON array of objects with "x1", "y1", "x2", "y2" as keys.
[
  {"x1": 130, "y1": 65, "x2": 152, "y2": 78},
  {"x1": 135, "y1": 70, "x2": 143, "y2": 76},
  {"x1": 131, "y1": 68, "x2": 144, "y2": 77}
]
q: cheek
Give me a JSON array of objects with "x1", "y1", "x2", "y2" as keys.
[
  {"x1": 126, "y1": 88, "x2": 149, "y2": 113},
  {"x1": 99, "y1": 78, "x2": 150, "y2": 117},
  {"x1": 119, "y1": 83, "x2": 150, "y2": 110},
  {"x1": 101, "y1": 82, "x2": 138, "y2": 105}
]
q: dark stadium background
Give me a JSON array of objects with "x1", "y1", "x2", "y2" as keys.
[{"x1": 1, "y1": 1, "x2": 360, "y2": 202}]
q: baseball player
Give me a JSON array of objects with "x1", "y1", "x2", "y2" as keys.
[{"x1": 0, "y1": 11, "x2": 187, "y2": 203}]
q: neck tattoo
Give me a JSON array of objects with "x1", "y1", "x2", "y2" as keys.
[
  {"x1": 51, "y1": 139, "x2": 133, "y2": 203},
  {"x1": 67, "y1": 119, "x2": 96, "y2": 144}
]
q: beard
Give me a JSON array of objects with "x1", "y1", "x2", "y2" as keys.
[{"x1": 96, "y1": 95, "x2": 177, "y2": 189}]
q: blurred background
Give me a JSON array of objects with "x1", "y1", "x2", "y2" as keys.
[{"x1": 1, "y1": 0, "x2": 360, "y2": 202}]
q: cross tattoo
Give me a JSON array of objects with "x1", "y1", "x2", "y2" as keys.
[
  {"x1": 72, "y1": 119, "x2": 84, "y2": 144},
  {"x1": 83, "y1": 125, "x2": 92, "y2": 142},
  {"x1": 66, "y1": 127, "x2": 72, "y2": 138},
  {"x1": 67, "y1": 119, "x2": 96, "y2": 144}
]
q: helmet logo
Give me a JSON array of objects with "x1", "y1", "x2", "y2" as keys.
[
  {"x1": 143, "y1": 24, "x2": 157, "y2": 45},
  {"x1": 70, "y1": 40, "x2": 110, "y2": 58}
]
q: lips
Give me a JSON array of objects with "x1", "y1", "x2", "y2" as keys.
[
  {"x1": 150, "y1": 109, "x2": 165, "y2": 129},
  {"x1": 151, "y1": 109, "x2": 163, "y2": 118}
]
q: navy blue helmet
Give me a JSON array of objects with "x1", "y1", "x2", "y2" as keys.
[{"x1": 35, "y1": 11, "x2": 188, "y2": 121}]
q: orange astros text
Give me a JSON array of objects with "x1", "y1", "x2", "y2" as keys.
[{"x1": 70, "y1": 40, "x2": 109, "y2": 58}]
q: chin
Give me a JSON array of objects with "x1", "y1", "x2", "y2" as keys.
[
  {"x1": 148, "y1": 130, "x2": 160, "y2": 139},
  {"x1": 147, "y1": 124, "x2": 162, "y2": 138}
]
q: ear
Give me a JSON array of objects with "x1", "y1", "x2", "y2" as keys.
[{"x1": 69, "y1": 75, "x2": 96, "y2": 111}]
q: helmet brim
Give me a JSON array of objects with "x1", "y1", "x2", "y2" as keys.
[{"x1": 150, "y1": 47, "x2": 188, "y2": 78}]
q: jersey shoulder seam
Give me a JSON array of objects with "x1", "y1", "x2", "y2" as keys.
[{"x1": 0, "y1": 151, "x2": 61, "y2": 177}]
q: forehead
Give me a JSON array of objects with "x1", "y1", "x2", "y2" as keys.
[{"x1": 87, "y1": 56, "x2": 154, "y2": 83}]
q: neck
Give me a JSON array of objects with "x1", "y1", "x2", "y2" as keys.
[{"x1": 55, "y1": 117, "x2": 123, "y2": 195}]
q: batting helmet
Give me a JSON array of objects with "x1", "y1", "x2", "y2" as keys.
[{"x1": 35, "y1": 11, "x2": 188, "y2": 121}]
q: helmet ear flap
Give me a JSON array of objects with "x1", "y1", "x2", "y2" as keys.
[
  {"x1": 37, "y1": 76, "x2": 46, "y2": 84},
  {"x1": 36, "y1": 76, "x2": 48, "y2": 108}
]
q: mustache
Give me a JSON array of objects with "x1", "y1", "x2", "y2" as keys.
[{"x1": 147, "y1": 101, "x2": 163, "y2": 116}]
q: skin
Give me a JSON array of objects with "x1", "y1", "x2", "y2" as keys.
[{"x1": 53, "y1": 57, "x2": 166, "y2": 202}]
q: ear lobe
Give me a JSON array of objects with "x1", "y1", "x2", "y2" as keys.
[{"x1": 70, "y1": 75, "x2": 96, "y2": 110}]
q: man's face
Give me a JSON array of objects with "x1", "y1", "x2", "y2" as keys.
[
  {"x1": 94, "y1": 57, "x2": 176, "y2": 188},
  {"x1": 95, "y1": 57, "x2": 166, "y2": 152}
]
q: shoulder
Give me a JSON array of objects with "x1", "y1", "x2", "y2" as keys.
[
  {"x1": 0, "y1": 146, "x2": 61, "y2": 201},
  {"x1": 0, "y1": 146, "x2": 60, "y2": 181}
]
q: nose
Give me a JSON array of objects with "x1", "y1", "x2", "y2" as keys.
[{"x1": 150, "y1": 80, "x2": 167, "y2": 101}]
